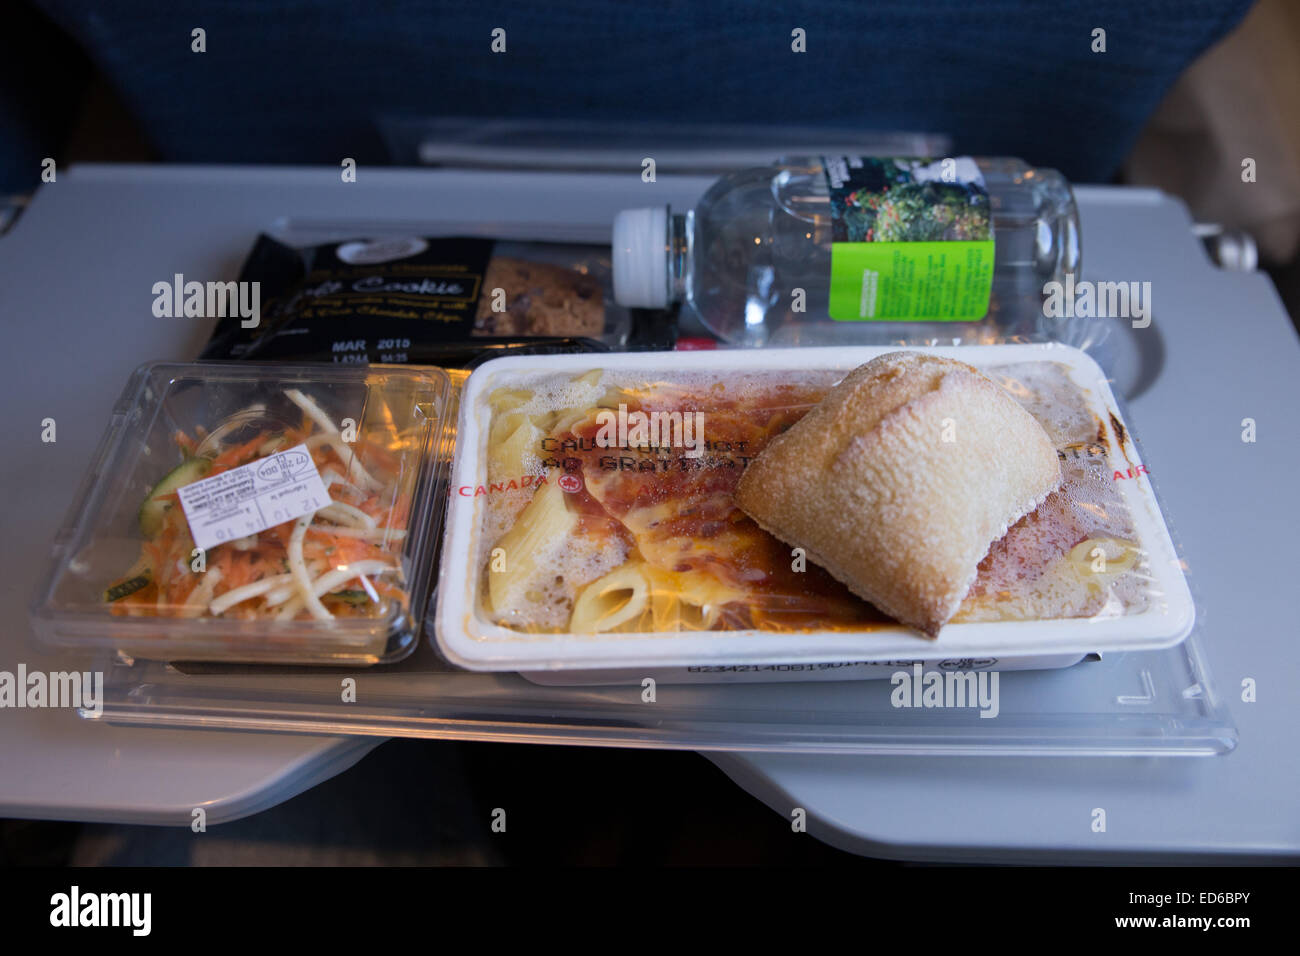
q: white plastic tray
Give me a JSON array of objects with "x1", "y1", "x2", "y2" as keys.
[{"x1": 435, "y1": 343, "x2": 1195, "y2": 672}]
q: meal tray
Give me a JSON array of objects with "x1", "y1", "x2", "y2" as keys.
[
  {"x1": 88, "y1": 629, "x2": 1233, "y2": 755},
  {"x1": 89, "y1": 347, "x2": 1231, "y2": 755}
]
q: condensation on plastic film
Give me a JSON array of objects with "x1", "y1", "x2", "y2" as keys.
[{"x1": 461, "y1": 358, "x2": 1172, "y2": 640}]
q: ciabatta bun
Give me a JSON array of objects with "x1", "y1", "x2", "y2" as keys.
[{"x1": 736, "y1": 352, "x2": 1061, "y2": 637}]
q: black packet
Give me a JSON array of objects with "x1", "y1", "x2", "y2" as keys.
[{"x1": 200, "y1": 234, "x2": 677, "y2": 368}]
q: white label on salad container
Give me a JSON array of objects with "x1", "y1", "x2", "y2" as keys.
[{"x1": 177, "y1": 444, "x2": 330, "y2": 551}]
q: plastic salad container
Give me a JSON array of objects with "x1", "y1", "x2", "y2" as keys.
[
  {"x1": 435, "y1": 344, "x2": 1195, "y2": 677},
  {"x1": 31, "y1": 362, "x2": 453, "y2": 665}
]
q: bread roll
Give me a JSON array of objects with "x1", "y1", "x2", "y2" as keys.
[{"x1": 735, "y1": 351, "x2": 1061, "y2": 637}]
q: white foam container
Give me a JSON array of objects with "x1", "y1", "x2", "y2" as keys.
[{"x1": 434, "y1": 344, "x2": 1195, "y2": 676}]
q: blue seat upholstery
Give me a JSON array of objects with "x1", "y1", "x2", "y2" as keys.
[{"x1": 3, "y1": 0, "x2": 1255, "y2": 192}]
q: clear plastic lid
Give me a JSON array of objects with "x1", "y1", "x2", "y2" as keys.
[{"x1": 31, "y1": 362, "x2": 453, "y2": 665}]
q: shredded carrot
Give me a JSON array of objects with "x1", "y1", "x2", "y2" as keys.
[
  {"x1": 211, "y1": 548, "x2": 240, "y2": 589},
  {"x1": 359, "y1": 441, "x2": 400, "y2": 473},
  {"x1": 210, "y1": 430, "x2": 273, "y2": 471},
  {"x1": 382, "y1": 492, "x2": 412, "y2": 529},
  {"x1": 174, "y1": 430, "x2": 198, "y2": 456},
  {"x1": 110, "y1": 395, "x2": 412, "y2": 621}
]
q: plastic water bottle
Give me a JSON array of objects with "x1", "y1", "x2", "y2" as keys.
[{"x1": 613, "y1": 156, "x2": 1080, "y2": 346}]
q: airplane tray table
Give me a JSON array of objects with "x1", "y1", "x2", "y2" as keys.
[
  {"x1": 7, "y1": 164, "x2": 1293, "y2": 854},
  {"x1": 93, "y1": 637, "x2": 1231, "y2": 755},
  {"x1": 18, "y1": 167, "x2": 1231, "y2": 758}
]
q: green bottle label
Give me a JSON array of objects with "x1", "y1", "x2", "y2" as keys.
[{"x1": 823, "y1": 157, "x2": 994, "y2": 321}]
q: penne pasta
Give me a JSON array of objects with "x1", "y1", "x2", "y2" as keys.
[
  {"x1": 486, "y1": 478, "x2": 580, "y2": 623},
  {"x1": 489, "y1": 417, "x2": 540, "y2": 482},
  {"x1": 570, "y1": 563, "x2": 652, "y2": 633},
  {"x1": 1068, "y1": 537, "x2": 1139, "y2": 583},
  {"x1": 488, "y1": 388, "x2": 536, "y2": 414}
]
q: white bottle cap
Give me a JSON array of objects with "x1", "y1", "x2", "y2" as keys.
[{"x1": 612, "y1": 207, "x2": 669, "y2": 308}]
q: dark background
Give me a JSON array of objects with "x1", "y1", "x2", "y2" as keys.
[{"x1": 3, "y1": 741, "x2": 891, "y2": 866}]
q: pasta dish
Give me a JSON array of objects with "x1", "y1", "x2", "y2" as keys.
[{"x1": 474, "y1": 363, "x2": 1150, "y2": 636}]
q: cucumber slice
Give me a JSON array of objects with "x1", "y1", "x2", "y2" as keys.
[
  {"x1": 103, "y1": 569, "x2": 152, "y2": 602},
  {"x1": 324, "y1": 589, "x2": 371, "y2": 606},
  {"x1": 139, "y1": 457, "x2": 212, "y2": 537}
]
